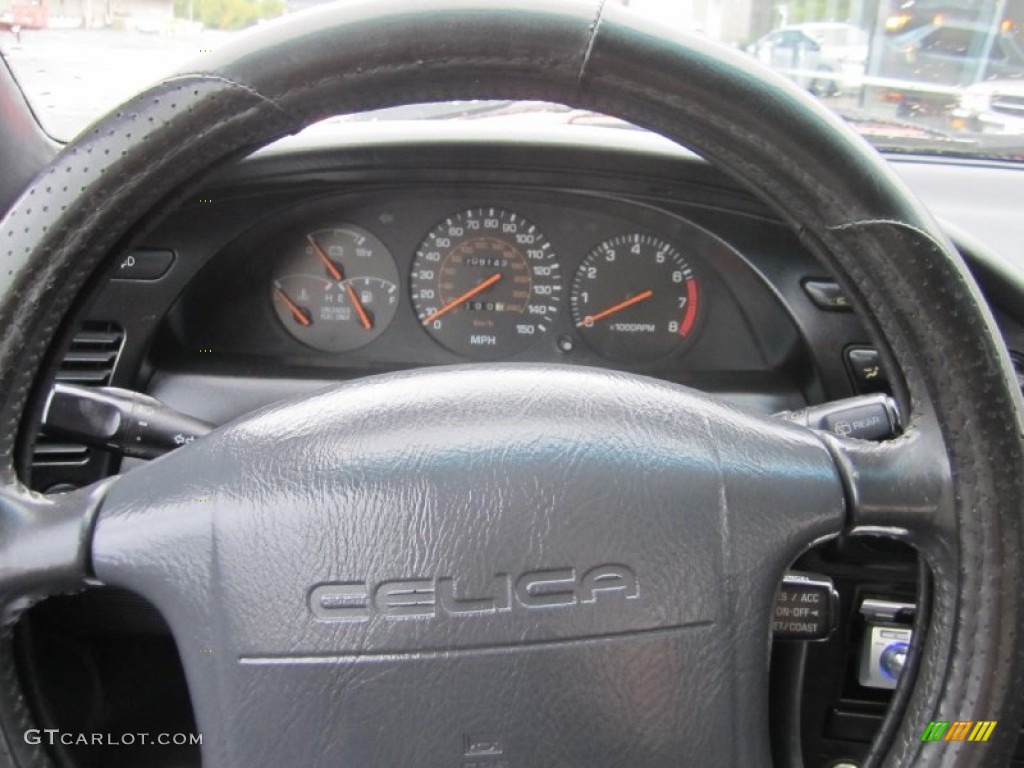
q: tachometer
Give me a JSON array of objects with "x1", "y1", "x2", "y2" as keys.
[
  {"x1": 410, "y1": 208, "x2": 561, "y2": 358},
  {"x1": 271, "y1": 225, "x2": 399, "y2": 352},
  {"x1": 570, "y1": 234, "x2": 700, "y2": 363}
]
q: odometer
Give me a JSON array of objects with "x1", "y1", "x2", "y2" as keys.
[
  {"x1": 411, "y1": 208, "x2": 561, "y2": 358},
  {"x1": 570, "y1": 234, "x2": 700, "y2": 363}
]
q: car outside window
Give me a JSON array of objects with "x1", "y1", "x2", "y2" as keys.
[{"x1": 922, "y1": 27, "x2": 975, "y2": 54}]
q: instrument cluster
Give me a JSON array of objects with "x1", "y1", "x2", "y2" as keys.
[
  {"x1": 261, "y1": 196, "x2": 707, "y2": 367},
  {"x1": 170, "y1": 187, "x2": 788, "y2": 380}
]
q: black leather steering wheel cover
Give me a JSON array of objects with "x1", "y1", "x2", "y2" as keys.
[{"x1": 0, "y1": 0, "x2": 1021, "y2": 765}]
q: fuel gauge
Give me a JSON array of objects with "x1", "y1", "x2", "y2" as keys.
[{"x1": 271, "y1": 225, "x2": 399, "y2": 353}]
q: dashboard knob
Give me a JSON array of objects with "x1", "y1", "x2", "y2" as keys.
[{"x1": 880, "y1": 641, "x2": 909, "y2": 680}]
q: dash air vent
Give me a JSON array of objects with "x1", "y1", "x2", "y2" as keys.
[
  {"x1": 33, "y1": 323, "x2": 124, "y2": 467},
  {"x1": 54, "y1": 324, "x2": 125, "y2": 386}
]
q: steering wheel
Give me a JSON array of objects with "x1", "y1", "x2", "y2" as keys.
[{"x1": 1, "y1": 1, "x2": 1023, "y2": 765}]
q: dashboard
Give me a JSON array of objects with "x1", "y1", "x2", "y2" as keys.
[
  {"x1": 42, "y1": 125, "x2": 901, "y2": 444},
  {"x1": 32, "y1": 124, "x2": 1024, "y2": 485},
  {"x1": 16, "y1": 123, "x2": 1024, "y2": 768}
]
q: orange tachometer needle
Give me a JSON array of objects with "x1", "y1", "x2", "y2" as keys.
[
  {"x1": 274, "y1": 287, "x2": 311, "y2": 327},
  {"x1": 307, "y1": 235, "x2": 343, "y2": 282},
  {"x1": 577, "y1": 290, "x2": 654, "y2": 327},
  {"x1": 421, "y1": 273, "x2": 502, "y2": 325},
  {"x1": 346, "y1": 283, "x2": 373, "y2": 330}
]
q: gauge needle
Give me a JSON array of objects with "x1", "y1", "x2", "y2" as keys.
[
  {"x1": 274, "y1": 287, "x2": 311, "y2": 327},
  {"x1": 306, "y1": 235, "x2": 373, "y2": 329},
  {"x1": 306, "y1": 235, "x2": 343, "y2": 282},
  {"x1": 421, "y1": 273, "x2": 502, "y2": 325},
  {"x1": 578, "y1": 290, "x2": 654, "y2": 327},
  {"x1": 346, "y1": 283, "x2": 373, "y2": 330}
]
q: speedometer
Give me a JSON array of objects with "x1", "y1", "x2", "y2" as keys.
[{"x1": 410, "y1": 208, "x2": 561, "y2": 358}]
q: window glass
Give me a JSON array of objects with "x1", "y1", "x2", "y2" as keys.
[{"x1": 1, "y1": 0, "x2": 1022, "y2": 159}]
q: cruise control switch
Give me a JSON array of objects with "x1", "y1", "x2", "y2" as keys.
[
  {"x1": 772, "y1": 571, "x2": 838, "y2": 641},
  {"x1": 42, "y1": 383, "x2": 212, "y2": 460}
]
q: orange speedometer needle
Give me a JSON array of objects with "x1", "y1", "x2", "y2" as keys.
[
  {"x1": 346, "y1": 283, "x2": 373, "y2": 330},
  {"x1": 274, "y1": 287, "x2": 311, "y2": 327},
  {"x1": 421, "y1": 273, "x2": 502, "y2": 325},
  {"x1": 306, "y1": 235, "x2": 343, "y2": 282},
  {"x1": 577, "y1": 290, "x2": 654, "y2": 327}
]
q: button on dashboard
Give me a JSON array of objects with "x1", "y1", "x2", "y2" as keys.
[
  {"x1": 112, "y1": 249, "x2": 175, "y2": 281},
  {"x1": 845, "y1": 347, "x2": 889, "y2": 393},
  {"x1": 803, "y1": 279, "x2": 851, "y2": 311}
]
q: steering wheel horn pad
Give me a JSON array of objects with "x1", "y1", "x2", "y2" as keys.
[
  {"x1": 0, "y1": 1, "x2": 1022, "y2": 766},
  {"x1": 92, "y1": 366, "x2": 844, "y2": 766}
]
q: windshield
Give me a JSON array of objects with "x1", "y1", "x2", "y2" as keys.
[{"x1": 2, "y1": 0, "x2": 1023, "y2": 161}]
